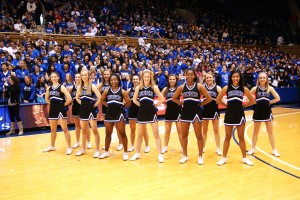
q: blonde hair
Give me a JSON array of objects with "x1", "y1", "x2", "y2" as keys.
[
  {"x1": 78, "y1": 68, "x2": 92, "y2": 95},
  {"x1": 139, "y1": 69, "x2": 155, "y2": 90},
  {"x1": 256, "y1": 72, "x2": 270, "y2": 93},
  {"x1": 203, "y1": 72, "x2": 215, "y2": 85}
]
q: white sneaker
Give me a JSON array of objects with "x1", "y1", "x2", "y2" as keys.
[
  {"x1": 87, "y1": 142, "x2": 92, "y2": 149},
  {"x1": 116, "y1": 144, "x2": 123, "y2": 151},
  {"x1": 179, "y1": 155, "x2": 188, "y2": 164},
  {"x1": 161, "y1": 146, "x2": 168, "y2": 154},
  {"x1": 66, "y1": 148, "x2": 72, "y2": 155},
  {"x1": 128, "y1": 146, "x2": 135, "y2": 152},
  {"x1": 158, "y1": 154, "x2": 164, "y2": 163},
  {"x1": 242, "y1": 157, "x2": 253, "y2": 166},
  {"x1": 93, "y1": 151, "x2": 100, "y2": 158},
  {"x1": 99, "y1": 151, "x2": 110, "y2": 159},
  {"x1": 216, "y1": 148, "x2": 222, "y2": 156},
  {"x1": 43, "y1": 146, "x2": 56, "y2": 152},
  {"x1": 72, "y1": 142, "x2": 80, "y2": 149},
  {"x1": 247, "y1": 148, "x2": 255, "y2": 155},
  {"x1": 130, "y1": 153, "x2": 141, "y2": 161},
  {"x1": 75, "y1": 149, "x2": 86, "y2": 156},
  {"x1": 144, "y1": 146, "x2": 150, "y2": 153},
  {"x1": 123, "y1": 153, "x2": 129, "y2": 161},
  {"x1": 198, "y1": 156, "x2": 204, "y2": 165},
  {"x1": 217, "y1": 157, "x2": 227, "y2": 166},
  {"x1": 272, "y1": 149, "x2": 280, "y2": 157}
]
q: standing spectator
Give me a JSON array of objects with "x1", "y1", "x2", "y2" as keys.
[
  {"x1": 26, "y1": 0, "x2": 37, "y2": 21},
  {"x1": 220, "y1": 65, "x2": 230, "y2": 88},
  {"x1": 35, "y1": 76, "x2": 47, "y2": 103},
  {"x1": 156, "y1": 68, "x2": 167, "y2": 91},
  {"x1": 21, "y1": 75, "x2": 35, "y2": 103},
  {"x1": 15, "y1": 60, "x2": 30, "y2": 87},
  {"x1": 4, "y1": 75, "x2": 24, "y2": 135}
]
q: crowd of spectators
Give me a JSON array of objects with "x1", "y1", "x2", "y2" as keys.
[
  {"x1": 0, "y1": 0, "x2": 297, "y2": 45},
  {"x1": 0, "y1": 31, "x2": 299, "y2": 104}
]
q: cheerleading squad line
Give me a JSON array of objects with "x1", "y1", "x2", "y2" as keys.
[{"x1": 42, "y1": 68, "x2": 280, "y2": 166}]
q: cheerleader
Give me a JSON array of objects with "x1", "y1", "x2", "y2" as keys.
[
  {"x1": 216, "y1": 70, "x2": 255, "y2": 166},
  {"x1": 130, "y1": 70, "x2": 165, "y2": 163},
  {"x1": 172, "y1": 69, "x2": 212, "y2": 164},
  {"x1": 98, "y1": 69, "x2": 123, "y2": 151},
  {"x1": 127, "y1": 74, "x2": 150, "y2": 152},
  {"x1": 69, "y1": 73, "x2": 81, "y2": 148},
  {"x1": 161, "y1": 74, "x2": 183, "y2": 154},
  {"x1": 248, "y1": 72, "x2": 281, "y2": 157},
  {"x1": 43, "y1": 72, "x2": 73, "y2": 155},
  {"x1": 75, "y1": 68, "x2": 101, "y2": 157},
  {"x1": 98, "y1": 69, "x2": 111, "y2": 117},
  {"x1": 202, "y1": 72, "x2": 222, "y2": 155},
  {"x1": 99, "y1": 74, "x2": 131, "y2": 160}
]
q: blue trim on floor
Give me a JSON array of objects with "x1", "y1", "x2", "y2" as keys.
[{"x1": 232, "y1": 127, "x2": 300, "y2": 180}]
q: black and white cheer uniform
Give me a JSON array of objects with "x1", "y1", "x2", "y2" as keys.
[
  {"x1": 48, "y1": 84, "x2": 67, "y2": 120},
  {"x1": 202, "y1": 84, "x2": 220, "y2": 120},
  {"x1": 181, "y1": 83, "x2": 202, "y2": 122},
  {"x1": 253, "y1": 86, "x2": 273, "y2": 122},
  {"x1": 224, "y1": 85, "x2": 245, "y2": 126},
  {"x1": 137, "y1": 86, "x2": 157, "y2": 123},
  {"x1": 165, "y1": 87, "x2": 181, "y2": 122},
  {"x1": 105, "y1": 87, "x2": 125, "y2": 122}
]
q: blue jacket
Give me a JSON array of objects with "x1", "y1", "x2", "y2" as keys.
[
  {"x1": 21, "y1": 84, "x2": 35, "y2": 103},
  {"x1": 156, "y1": 73, "x2": 167, "y2": 91}
]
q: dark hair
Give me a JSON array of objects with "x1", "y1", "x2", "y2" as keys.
[
  {"x1": 228, "y1": 69, "x2": 244, "y2": 88},
  {"x1": 109, "y1": 73, "x2": 121, "y2": 87},
  {"x1": 10, "y1": 75, "x2": 20, "y2": 86},
  {"x1": 47, "y1": 64, "x2": 56, "y2": 74},
  {"x1": 131, "y1": 74, "x2": 140, "y2": 81},
  {"x1": 167, "y1": 74, "x2": 178, "y2": 89},
  {"x1": 36, "y1": 76, "x2": 45, "y2": 88},
  {"x1": 185, "y1": 68, "x2": 198, "y2": 82}
]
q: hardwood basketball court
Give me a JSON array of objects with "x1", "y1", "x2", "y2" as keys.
[{"x1": 1, "y1": 107, "x2": 299, "y2": 199}]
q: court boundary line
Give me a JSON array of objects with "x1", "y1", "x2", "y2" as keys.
[
  {"x1": 245, "y1": 112, "x2": 300, "y2": 171},
  {"x1": 232, "y1": 113, "x2": 300, "y2": 179}
]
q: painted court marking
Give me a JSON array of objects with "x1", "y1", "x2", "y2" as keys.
[{"x1": 245, "y1": 112, "x2": 300, "y2": 171}]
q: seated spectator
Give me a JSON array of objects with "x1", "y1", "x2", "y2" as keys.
[
  {"x1": 15, "y1": 60, "x2": 30, "y2": 87},
  {"x1": 14, "y1": 18, "x2": 23, "y2": 32},
  {"x1": 45, "y1": 22, "x2": 55, "y2": 34},
  {"x1": 63, "y1": 73, "x2": 74, "y2": 90},
  {"x1": 21, "y1": 75, "x2": 35, "y2": 103}
]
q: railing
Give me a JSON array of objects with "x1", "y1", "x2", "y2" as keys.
[{"x1": 2, "y1": 32, "x2": 300, "y2": 54}]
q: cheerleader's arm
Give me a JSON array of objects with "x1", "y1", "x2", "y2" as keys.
[
  {"x1": 153, "y1": 85, "x2": 164, "y2": 107},
  {"x1": 216, "y1": 86, "x2": 228, "y2": 107},
  {"x1": 269, "y1": 86, "x2": 280, "y2": 104},
  {"x1": 92, "y1": 84, "x2": 102, "y2": 107},
  {"x1": 171, "y1": 85, "x2": 183, "y2": 106},
  {"x1": 45, "y1": 86, "x2": 50, "y2": 104},
  {"x1": 61, "y1": 85, "x2": 72, "y2": 107},
  {"x1": 100, "y1": 88, "x2": 108, "y2": 107},
  {"x1": 133, "y1": 86, "x2": 140, "y2": 107},
  {"x1": 243, "y1": 87, "x2": 255, "y2": 108}
]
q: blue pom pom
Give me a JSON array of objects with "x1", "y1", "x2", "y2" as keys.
[{"x1": 94, "y1": 106, "x2": 99, "y2": 114}]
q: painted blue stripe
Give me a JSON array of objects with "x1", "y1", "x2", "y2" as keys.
[{"x1": 232, "y1": 127, "x2": 300, "y2": 180}]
